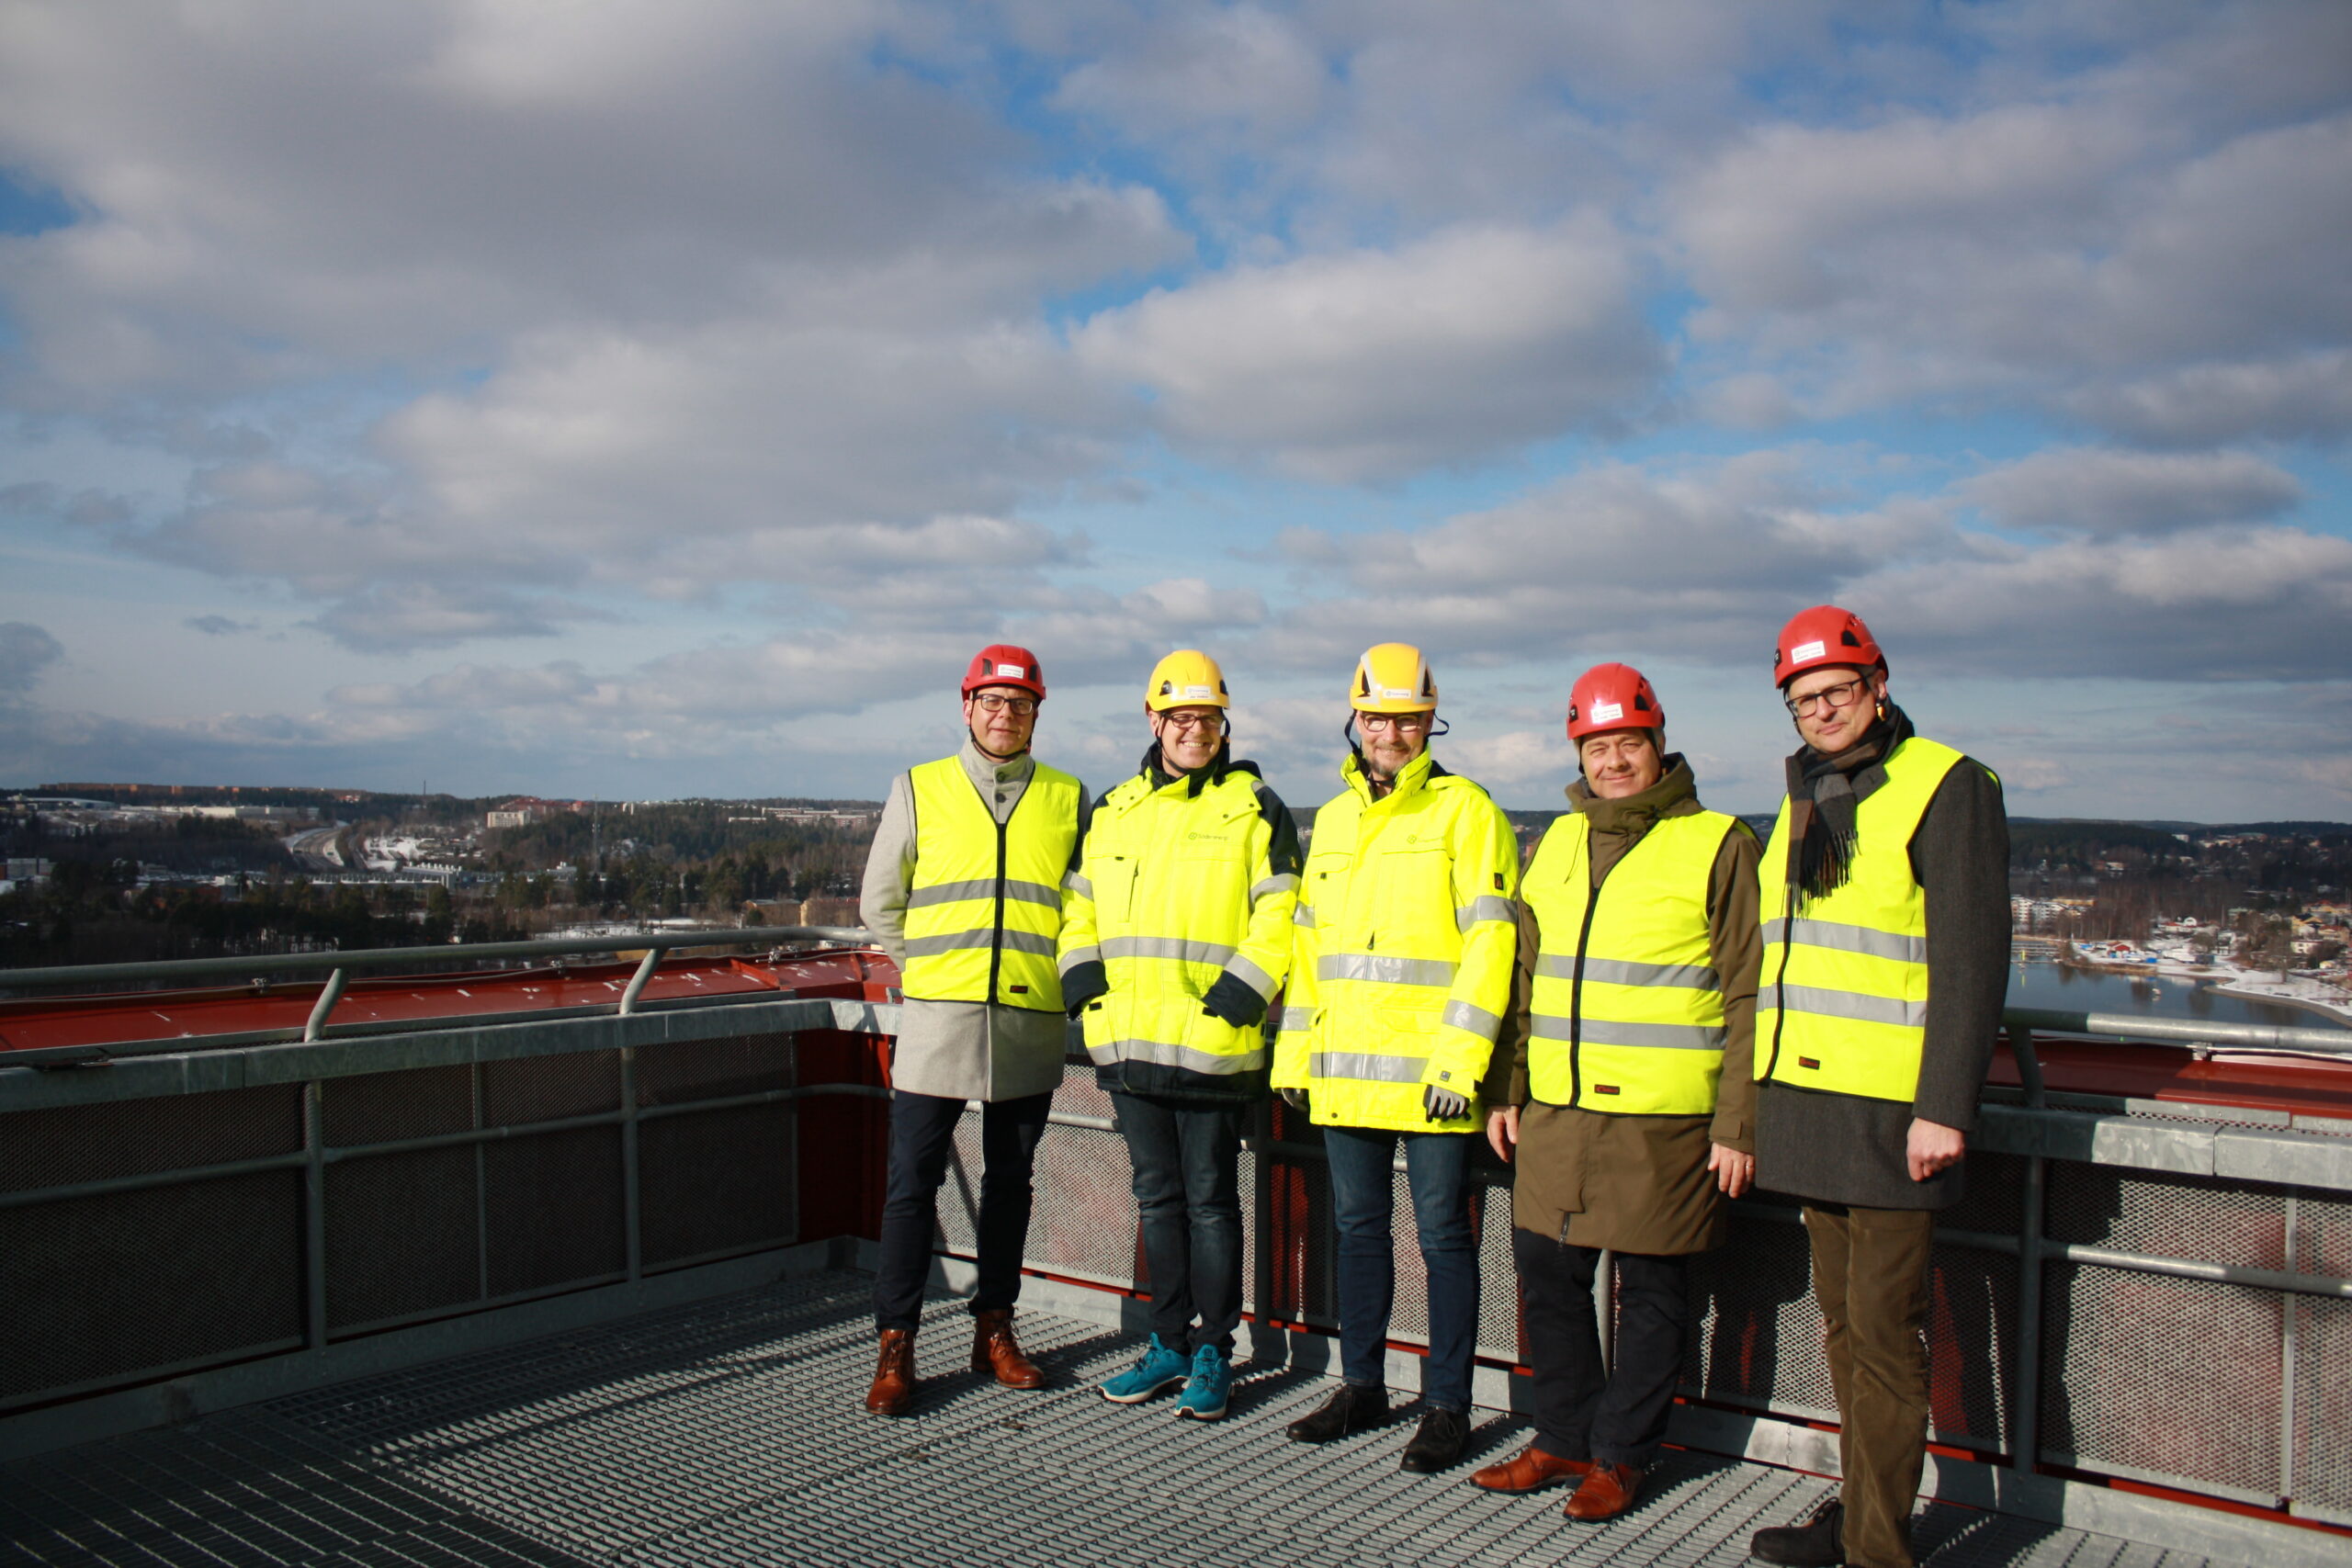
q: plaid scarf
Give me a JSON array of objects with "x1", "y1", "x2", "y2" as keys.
[{"x1": 1783, "y1": 703, "x2": 1913, "y2": 902}]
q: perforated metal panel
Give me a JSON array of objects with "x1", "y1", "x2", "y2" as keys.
[
  {"x1": 2040, "y1": 1263, "x2": 2282, "y2": 1501},
  {"x1": 637, "y1": 1032, "x2": 795, "y2": 1106},
  {"x1": 0, "y1": 1170, "x2": 304, "y2": 1403},
  {"x1": 1682, "y1": 1210, "x2": 1837, "y2": 1422},
  {"x1": 484, "y1": 1050, "x2": 621, "y2": 1125},
  {"x1": 485, "y1": 1127, "x2": 627, "y2": 1295},
  {"x1": 2047, "y1": 1164, "x2": 2290, "y2": 1269},
  {"x1": 2293, "y1": 1198, "x2": 2352, "y2": 1524},
  {"x1": 326, "y1": 1146, "x2": 481, "y2": 1329},
  {"x1": 0, "y1": 1084, "x2": 302, "y2": 1193},
  {"x1": 640, "y1": 1103, "x2": 797, "y2": 1269},
  {"x1": 324, "y1": 1063, "x2": 472, "y2": 1145},
  {"x1": 950, "y1": 1109, "x2": 1143, "y2": 1290},
  {"x1": 1925, "y1": 1243, "x2": 2016, "y2": 1454}
]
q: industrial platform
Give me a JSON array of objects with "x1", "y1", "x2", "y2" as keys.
[{"x1": 0, "y1": 1269, "x2": 2246, "y2": 1568}]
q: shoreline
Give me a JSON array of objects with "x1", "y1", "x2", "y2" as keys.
[{"x1": 2046, "y1": 949, "x2": 2352, "y2": 1027}]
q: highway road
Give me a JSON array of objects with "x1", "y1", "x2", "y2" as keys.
[{"x1": 284, "y1": 825, "x2": 346, "y2": 874}]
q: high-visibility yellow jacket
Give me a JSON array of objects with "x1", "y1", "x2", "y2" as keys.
[
  {"x1": 1756, "y1": 736, "x2": 1965, "y2": 1103},
  {"x1": 1272, "y1": 750, "x2": 1520, "y2": 1132},
  {"x1": 900, "y1": 754, "x2": 1083, "y2": 1012},
  {"x1": 1058, "y1": 760, "x2": 1299, "y2": 1100},
  {"x1": 1523, "y1": 808, "x2": 1742, "y2": 1114}
]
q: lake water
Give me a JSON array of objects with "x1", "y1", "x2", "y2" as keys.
[{"x1": 2004, "y1": 957, "x2": 2346, "y2": 1032}]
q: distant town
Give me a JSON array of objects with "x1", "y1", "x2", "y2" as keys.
[{"x1": 5, "y1": 785, "x2": 2349, "y2": 1023}]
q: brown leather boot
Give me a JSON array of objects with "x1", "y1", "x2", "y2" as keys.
[
  {"x1": 864, "y1": 1328, "x2": 916, "y2": 1416},
  {"x1": 1471, "y1": 1444, "x2": 1594, "y2": 1494},
  {"x1": 970, "y1": 1308, "x2": 1045, "y2": 1389},
  {"x1": 1564, "y1": 1461, "x2": 1645, "y2": 1522}
]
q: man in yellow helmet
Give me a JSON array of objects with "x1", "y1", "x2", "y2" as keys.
[
  {"x1": 1271, "y1": 642, "x2": 1520, "y2": 1473},
  {"x1": 856, "y1": 644, "x2": 1091, "y2": 1417},
  {"x1": 1474, "y1": 663, "x2": 1760, "y2": 1525},
  {"x1": 1059, "y1": 650, "x2": 1300, "y2": 1422},
  {"x1": 1747, "y1": 607, "x2": 2008, "y2": 1568}
]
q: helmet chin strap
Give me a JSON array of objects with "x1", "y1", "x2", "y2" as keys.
[{"x1": 968, "y1": 726, "x2": 1029, "y2": 762}]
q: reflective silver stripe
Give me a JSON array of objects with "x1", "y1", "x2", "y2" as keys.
[
  {"x1": 1057, "y1": 943, "x2": 1102, "y2": 974},
  {"x1": 1441, "y1": 998, "x2": 1501, "y2": 1041},
  {"x1": 908, "y1": 877, "x2": 1060, "y2": 909},
  {"x1": 1531, "y1": 1013, "x2": 1724, "y2": 1051},
  {"x1": 1102, "y1": 936, "x2": 1236, "y2": 966},
  {"x1": 1317, "y1": 953, "x2": 1458, "y2": 988},
  {"x1": 1089, "y1": 1039, "x2": 1269, "y2": 1075},
  {"x1": 1063, "y1": 871, "x2": 1093, "y2": 900},
  {"x1": 1782, "y1": 919, "x2": 1927, "y2": 965},
  {"x1": 1455, "y1": 896, "x2": 1513, "y2": 931},
  {"x1": 1226, "y1": 953, "x2": 1280, "y2": 1000},
  {"x1": 1278, "y1": 1006, "x2": 1316, "y2": 1032},
  {"x1": 1251, "y1": 873, "x2": 1301, "y2": 900},
  {"x1": 1758, "y1": 985, "x2": 1927, "y2": 1029},
  {"x1": 905, "y1": 930, "x2": 998, "y2": 957},
  {"x1": 1309, "y1": 1051, "x2": 1427, "y2": 1084},
  {"x1": 1294, "y1": 903, "x2": 1316, "y2": 928},
  {"x1": 1536, "y1": 955, "x2": 1720, "y2": 990}
]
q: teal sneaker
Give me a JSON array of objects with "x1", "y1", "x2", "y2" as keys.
[
  {"x1": 1173, "y1": 1343, "x2": 1230, "y2": 1421},
  {"x1": 1099, "y1": 1334, "x2": 1190, "y2": 1404}
]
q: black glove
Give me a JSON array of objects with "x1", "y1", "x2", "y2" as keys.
[
  {"x1": 1060, "y1": 959, "x2": 1108, "y2": 1019},
  {"x1": 1281, "y1": 1088, "x2": 1309, "y2": 1111},
  {"x1": 1423, "y1": 1084, "x2": 1470, "y2": 1122},
  {"x1": 1201, "y1": 971, "x2": 1268, "y2": 1029}
]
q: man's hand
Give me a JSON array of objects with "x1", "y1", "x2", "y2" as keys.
[
  {"x1": 1423, "y1": 1085, "x2": 1469, "y2": 1122},
  {"x1": 1706, "y1": 1143, "x2": 1754, "y2": 1199},
  {"x1": 1201, "y1": 972, "x2": 1268, "y2": 1029},
  {"x1": 1906, "y1": 1117, "x2": 1966, "y2": 1181},
  {"x1": 1487, "y1": 1105, "x2": 1520, "y2": 1163}
]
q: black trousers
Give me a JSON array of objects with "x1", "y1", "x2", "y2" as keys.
[
  {"x1": 1111, "y1": 1091, "x2": 1244, "y2": 1356},
  {"x1": 873, "y1": 1089, "x2": 1052, "y2": 1333},
  {"x1": 1513, "y1": 1228, "x2": 1690, "y2": 1469}
]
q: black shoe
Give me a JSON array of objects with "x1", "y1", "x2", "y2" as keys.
[
  {"x1": 1397, "y1": 1407, "x2": 1470, "y2": 1473},
  {"x1": 1285, "y1": 1383, "x2": 1388, "y2": 1443},
  {"x1": 1750, "y1": 1495, "x2": 1843, "y2": 1566}
]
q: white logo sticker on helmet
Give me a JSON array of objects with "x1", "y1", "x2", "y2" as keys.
[
  {"x1": 1590, "y1": 701, "x2": 1623, "y2": 722},
  {"x1": 996, "y1": 662, "x2": 1026, "y2": 678},
  {"x1": 1379, "y1": 686, "x2": 1413, "y2": 700},
  {"x1": 1182, "y1": 683, "x2": 1215, "y2": 699},
  {"x1": 1792, "y1": 640, "x2": 1826, "y2": 663}
]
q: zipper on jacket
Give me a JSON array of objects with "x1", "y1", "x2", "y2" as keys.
[
  {"x1": 986, "y1": 782, "x2": 1018, "y2": 1005},
  {"x1": 1566, "y1": 867, "x2": 1606, "y2": 1107},
  {"x1": 1762, "y1": 898, "x2": 1795, "y2": 1081}
]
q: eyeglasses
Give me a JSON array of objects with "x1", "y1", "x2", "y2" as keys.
[
  {"x1": 1784, "y1": 676, "x2": 1869, "y2": 720},
  {"x1": 1358, "y1": 712, "x2": 1432, "y2": 733},
  {"x1": 970, "y1": 694, "x2": 1038, "y2": 716},
  {"x1": 1159, "y1": 711, "x2": 1224, "y2": 732}
]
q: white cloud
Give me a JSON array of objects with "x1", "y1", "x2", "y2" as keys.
[
  {"x1": 1962, "y1": 448, "x2": 2302, "y2": 536},
  {"x1": 1076, "y1": 219, "x2": 1662, "y2": 479},
  {"x1": 0, "y1": 622, "x2": 65, "y2": 696}
]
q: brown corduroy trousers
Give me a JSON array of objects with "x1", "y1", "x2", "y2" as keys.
[{"x1": 1805, "y1": 1202, "x2": 1936, "y2": 1568}]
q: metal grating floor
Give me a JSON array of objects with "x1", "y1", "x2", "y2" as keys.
[{"x1": 1, "y1": 1269, "x2": 2248, "y2": 1568}]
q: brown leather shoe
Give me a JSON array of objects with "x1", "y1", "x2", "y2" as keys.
[
  {"x1": 1470, "y1": 1444, "x2": 1594, "y2": 1495},
  {"x1": 864, "y1": 1328, "x2": 916, "y2": 1416},
  {"x1": 970, "y1": 1308, "x2": 1045, "y2": 1389},
  {"x1": 1564, "y1": 1461, "x2": 1644, "y2": 1522}
]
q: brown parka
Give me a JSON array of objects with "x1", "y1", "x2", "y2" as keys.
[{"x1": 1485, "y1": 756, "x2": 1762, "y2": 1255}]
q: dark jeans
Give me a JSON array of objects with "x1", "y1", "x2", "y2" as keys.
[
  {"x1": 873, "y1": 1089, "x2": 1052, "y2": 1334},
  {"x1": 1513, "y1": 1229, "x2": 1690, "y2": 1469},
  {"x1": 1322, "y1": 1123, "x2": 1478, "y2": 1412},
  {"x1": 1111, "y1": 1091, "x2": 1245, "y2": 1356},
  {"x1": 1807, "y1": 1202, "x2": 1936, "y2": 1568}
]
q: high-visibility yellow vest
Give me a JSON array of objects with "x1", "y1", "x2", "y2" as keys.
[
  {"x1": 1271, "y1": 750, "x2": 1519, "y2": 1132},
  {"x1": 1756, "y1": 736, "x2": 1966, "y2": 1102},
  {"x1": 900, "y1": 755, "x2": 1081, "y2": 1011},
  {"x1": 1523, "y1": 809, "x2": 1739, "y2": 1114},
  {"x1": 1060, "y1": 766, "x2": 1295, "y2": 1086}
]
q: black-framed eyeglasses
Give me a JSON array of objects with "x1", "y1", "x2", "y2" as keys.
[
  {"x1": 1159, "y1": 711, "x2": 1224, "y2": 732},
  {"x1": 970, "y1": 694, "x2": 1038, "y2": 716},
  {"x1": 1358, "y1": 712, "x2": 1433, "y2": 733},
  {"x1": 1784, "y1": 676, "x2": 1869, "y2": 720}
]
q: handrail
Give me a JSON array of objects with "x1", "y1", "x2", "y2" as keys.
[
  {"x1": 0, "y1": 925, "x2": 873, "y2": 992},
  {"x1": 2004, "y1": 1005, "x2": 2352, "y2": 1055}
]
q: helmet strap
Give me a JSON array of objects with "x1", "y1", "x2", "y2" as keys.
[{"x1": 967, "y1": 726, "x2": 1028, "y2": 763}]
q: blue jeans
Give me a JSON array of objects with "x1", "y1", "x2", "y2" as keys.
[
  {"x1": 1322, "y1": 1123, "x2": 1478, "y2": 1413},
  {"x1": 1111, "y1": 1091, "x2": 1244, "y2": 1355}
]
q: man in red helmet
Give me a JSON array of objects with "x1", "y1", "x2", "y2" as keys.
[
  {"x1": 856, "y1": 644, "x2": 1092, "y2": 1416},
  {"x1": 1475, "y1": 663, "x2": 1760, "y2": 1524},
  {"x1": 1747, "y1": 608, "x2": 2007, "y2": 1568}
]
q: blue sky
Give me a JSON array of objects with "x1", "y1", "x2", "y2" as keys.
[{"x1": 1, "y1": 1, "x2": 2347, "y2": 818}]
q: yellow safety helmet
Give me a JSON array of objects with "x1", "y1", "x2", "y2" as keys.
[
  {"x1": 1145, "y1": 649, "x2": 1231, "y2": 711},
  {"x1": 1351, "y1": 642, "x2": 1438, "y2": 713}
]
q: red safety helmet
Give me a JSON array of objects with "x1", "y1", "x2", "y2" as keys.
[
  {"x1": 1566, "y1": 662, "x2": 1664, "y2": 741},
  {"x1": 961, "y1": 644, "x2": 1046, "y2": 700},
  {"x1": 1773, "y1": 605, "x2": 1884, "y2": 688}
]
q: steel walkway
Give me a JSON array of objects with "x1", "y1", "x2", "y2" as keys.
[{"x1": 0, "y1": 1270, "x2": 2242, "y2": 1568}]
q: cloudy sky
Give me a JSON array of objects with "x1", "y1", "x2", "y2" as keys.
[{"x1": 3, "y1": 1, "x2": 2348, "y2": 818}]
